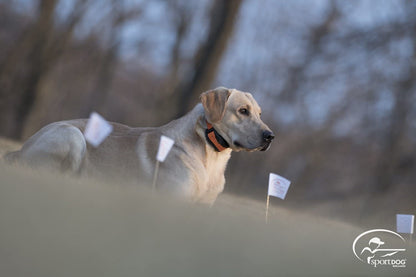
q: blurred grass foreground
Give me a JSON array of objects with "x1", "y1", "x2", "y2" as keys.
[{"x1": 1, "y1": 162, "x2": 415, "y2": 276}]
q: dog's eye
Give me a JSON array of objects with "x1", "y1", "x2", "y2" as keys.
[{"x1": 239, "y1": 108, "x2": 249, "y2": 116}]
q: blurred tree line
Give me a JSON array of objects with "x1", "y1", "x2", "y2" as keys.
[{"x1": 0, "y1": 0, "x2": 415, "y2": 221}]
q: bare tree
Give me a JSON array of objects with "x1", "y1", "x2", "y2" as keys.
[
  {"x1": 374, "y1": 52, "x2": 416, "y2": 192},
  {"x1": 0, "y1": 0, "x2": 87, "y2": 139},
  {"x1": 173, "y1": 0, "x2": 243, "y2": 118},
  {"x1": 83, "y1": 0, "x2": 143, "y2": 116}
]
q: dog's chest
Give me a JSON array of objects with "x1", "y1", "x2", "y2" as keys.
[{"x1": 202, "y1": 150, "x2": 231, "y2": 191}]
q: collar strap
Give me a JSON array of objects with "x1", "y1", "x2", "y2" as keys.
[{"x1": 205, "y1": 121, "x2": 230, "y2": 152}]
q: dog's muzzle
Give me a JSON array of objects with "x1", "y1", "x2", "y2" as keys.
[{"x1": 260, "y1": 130, "x2": 275, "y2": 151}]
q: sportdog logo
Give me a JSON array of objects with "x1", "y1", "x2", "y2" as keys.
[{"x1": 352, "y1": 229, "x2": 407, "y2": 268}]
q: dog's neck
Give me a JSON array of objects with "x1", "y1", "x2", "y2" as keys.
[
  {"x1": 205, "y1": 121, "x2": 229, "y2": 152},
  {"x1": 192, "y1": 104, "x2": 232, "y2": 155}
]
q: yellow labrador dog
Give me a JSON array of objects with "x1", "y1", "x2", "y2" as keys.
[{"x1": 5, "y1": 87, "x2": 274, "y2": 203}]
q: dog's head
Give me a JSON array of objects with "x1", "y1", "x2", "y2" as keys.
[{"x1": 200, "y1": 87, "x2": 275, "y2": 152}]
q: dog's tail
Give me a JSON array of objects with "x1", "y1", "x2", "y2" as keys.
[{"x1": 4, "y1": 151, "x2": 21, "y2": 164}]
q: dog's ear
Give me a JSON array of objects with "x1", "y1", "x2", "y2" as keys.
[{"x1": 200, "y1": 87, "x2": 231, "y2": 123}]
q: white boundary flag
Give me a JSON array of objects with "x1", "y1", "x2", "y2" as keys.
[
  {"x1": 396, "y1": 214, "x2": 414, "y2": 234},
  {"x1": 152, "y1": 135, "x2": 175, "y2": 191},
  {"x1": 156, "y1": 135, "x2": 175, "y2": 162},
  {"x1": 268, "y1": 173, "x2": 291, "y2": 200},
  {"x1": 84, "y1": 112, "x2": 113, "y2": 147},
  {"x1": 265, "y1": 173, "x2": 291, "y2": 223}
]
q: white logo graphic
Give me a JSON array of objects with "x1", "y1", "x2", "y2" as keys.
[{"x1": 352, "y1": 229, "x2": 407, "y2": 268}]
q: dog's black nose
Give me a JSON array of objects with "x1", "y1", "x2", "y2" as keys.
[{"x1": 263, "y1": 130, "x2": 275, "y2": 143}]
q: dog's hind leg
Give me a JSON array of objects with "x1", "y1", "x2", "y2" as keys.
[{"x1": 12, "y1": 123, "x2": 87, "y2": 174}]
